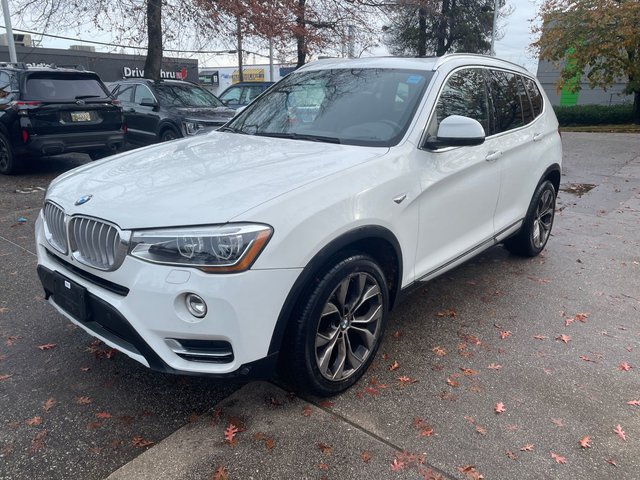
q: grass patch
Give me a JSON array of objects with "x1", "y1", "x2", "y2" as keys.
[{"x1": 559, "y1": 124, "x2": 640, "y2": 133}]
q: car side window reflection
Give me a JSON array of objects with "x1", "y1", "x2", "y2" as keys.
[
  {"x1": 134, "y1": 85, "x2": 155, "y2": 105},
  {"x1": 115, "y1": 85, "x2": 135, "y2": 103},
  {"x1": 488, "y1": 70, "x2": 524, "y2": 134}
]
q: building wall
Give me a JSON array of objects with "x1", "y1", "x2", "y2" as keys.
[
  {"x1": 0, "y1": 46, "x2": 198, "y2": 83},
  {"x1": 536, "y1": 59, "x2": 633, "y2": 106},
  {"x1": 199, "y1": 64, "x2": 296, "y2": 95}
]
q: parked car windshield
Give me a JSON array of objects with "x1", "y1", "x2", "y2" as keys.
[
  {"x1": 154, "y1": 83, "x2": 225, "y2": 108},
  {"x1": 24, "y1": 74, "x2": 109, "y2": 102},
  {"x1": 227, "y1": 68, "x2": 433, "y2": 147}
]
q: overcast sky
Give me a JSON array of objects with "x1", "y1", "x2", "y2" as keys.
[{"x1": 8, "y1": 0, "x2": 541, "y2": 73}]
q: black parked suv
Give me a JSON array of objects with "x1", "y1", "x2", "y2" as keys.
[
  {"x1": 0, "y1": 63, "x2": 125, "y2": 174},
  {"x1": 110, "y1": 79, "x2": 236, "y2": 145}
]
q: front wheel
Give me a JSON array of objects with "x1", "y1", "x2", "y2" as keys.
[
  {"x1": 504, "y1": 179, "x2": 556, "y2": 257},
  {"x1": 285, "y1": 254, "x2": 389, "y2": 396},
  {"x1": 0, "y1": 132, "x2": 21, "y2": 175},
  {"x1": 160, "y1": 128, "x2": 179, "y2": 142}
]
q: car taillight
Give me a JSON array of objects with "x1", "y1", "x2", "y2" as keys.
[
  {"x1": 21, "y1": 128, "x2": 29, "y2": 143},
  {"x1": 111, "y1": 99, "x2": 121, "y2": 106},
  {"x1": 11, "y1": 101, "x2": 42, "y2": 110},
  {"x1": 122, "y1": 123, "x2": 128, "y2": 133}
]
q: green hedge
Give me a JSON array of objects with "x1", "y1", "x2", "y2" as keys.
[{"x1": 553, "y1": 104, "x2": 634, "y2": 126}]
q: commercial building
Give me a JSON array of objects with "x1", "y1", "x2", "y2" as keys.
[{"x1": 199, "y1": 63, "x2": 296, "y2": 95}]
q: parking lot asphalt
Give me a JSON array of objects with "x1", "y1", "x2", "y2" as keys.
[{"x1": 1, "y1": 133, "x2": 640, "y2": 480}]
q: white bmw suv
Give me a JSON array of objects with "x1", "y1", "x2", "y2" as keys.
[{"x1": 36, "y1": 55, "x2": 561, "y2": 395}]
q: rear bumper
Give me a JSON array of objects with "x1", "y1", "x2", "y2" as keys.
[{"x1": 18, "y1": 130, "x2": 125, "y2": 156}]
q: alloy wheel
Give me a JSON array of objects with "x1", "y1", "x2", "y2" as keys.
[{"x1": 532, "y1": 188, "x2": 554, "y2": 249}]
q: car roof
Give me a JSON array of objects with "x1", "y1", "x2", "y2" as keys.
[{"x1": 297, "y1": 54, "x2": 532, "y2": 76}]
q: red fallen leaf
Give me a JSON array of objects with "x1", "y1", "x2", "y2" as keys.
[
  {"x1": 80, "y1": 367, "x2": 90, "y2": 372},
  {"x1": 264, "y1": 438, "x2": 275, "y2": 450},
  {"x1": 361, "y1": 451, "x2": 371, "y2": 463},
  {"x1": 556, "y1": 334, "x2": 571, "y2": 344},
  {"x1": 132, "y1": 436, "x2": 154, "y2": 448},
  {"x1": 26, "y1": 416, "x2": 42, "y2": 426},
  {"x1": 37, "y1": 343, "x2": 57, "y2": 351},
  {"x1": 364, "y1": 386, "x2": 380, "y2": 396},
  {"x1": 499, "y1": 331, "x2": 512, "y2": 340},
  {"x1": 543, "y1": 368, "x2": 552, "y2": 375},
  {"x1": 432, "y1": 346, "x2": 447, "y2": 357},
  {"x1": 564, "y1": 317, "x2": 574, "y2": 327},
  {"x1": 388, "y1": 360, "x2": 400, "y2": 371},
  {"x1": 5, "y1": 335, "x2": 21, "y2": 346},
  {"x1": 487, "y1": 363, "x2": 502, "y2": 370},
  {"x1": 550, "y1": 452, "x2": 567, "y2": 464},
  {"x1": 626, "y1": 400, "x2": 640, "y2": 406},
  {"x1": 30, "y1": 430, "x2": 47, "y2": 452},
  {"x1": 0, "y1": 374, "x2": 13, "y2": 381},
  {"x1": 614, "y1": 424, "x2": 626, "y2": 441},
  {"x1": 318, "y1": 442, "x2": 332, "y2": 454},
  {"x1": 475, "y1": 425, "x2": 487, "y2": 435},
  {"x1": 446, "y1": 377, "x2": 460, "y2": 388},
  {"x1": 211, "y1": 466, "x2": 228, "y2": 480},
  {"x1": 382, "y1": 352, "x2": 389, "y2": 360},
  {"x1": 398, "y1": 375, "x2": 417, "y2": 385},
  {"x1": 579, "y1": 355, "x2": 596, "y2": 363},
  {"x1": 87, "y1": 421, "x2": 103, "y2": 430},
  {"x1": 495, "y1": 402, "x2": 506, "y2": 413},
  {"x1": 533, "y1": 335, "x2": 547, "y2": 340},
  {"x1": 302, "y1": 405, "x2": 312, "y2": 416},
  {"x1": 43, "y1": 398, "x2": 55, "y2": 412},
  {"x1": 391, "y1": 458, "x2": 405, "y2": 471},
  {"x1": 457, "y1": 465, "x2": 484, "y2": 479},
  {"x1": 318, "y1": 463, "x2": 329, "y2": 470},
  {"x1": 579, "y1": 436, "x2": 591, "y2": 448},
  {"x1": 75, "y1": 396, "x2": 92, "y2": 405},
  {"x1": 224, "y1": 424, "x2": 238, "y2": 444},
  {"x1": 435, "y1": 309, "x2": 457, "y2": 318},
  {"x1": 96, "y1": 412, "x2": 112, "y2": 419},
  {"x1": 506, "y1": 451, "x2": 517, "y2": 460},
  {"x1": 618, "y1": 362, "x2": 632, "y2": 371},
  {"x1": 460, "y1": 367, "x2": 478, "y2": 375},
  {"x1": 606, "y1": 458, "x2": 618, "y2": 467},
  {"x1": 319, "y1": 400, "x2": 334, "y2": 408},
  {"x1": 520, "y1": 444, "x2": 534, "y2": 451},
  {"x1": 392, "y1": 330, "x2": 402, "y2": 339},
  {"x1": 552, "y1": 418, "x2": 564, "y2": 427},
  {"x1": 575, "y1": 312, "x2": 590, "y2": 322}
]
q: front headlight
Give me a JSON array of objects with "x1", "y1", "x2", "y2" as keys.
[
  {"x1": 129, "y1": 223, "x2": 272, "y2": 273},
  {"x1": 183, "y1": 121, "x2": 205, "y2": 136}
]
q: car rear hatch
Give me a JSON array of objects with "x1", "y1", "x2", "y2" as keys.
[{"x1": 20, "y1": 72, "x2": 122, "y2": 136}]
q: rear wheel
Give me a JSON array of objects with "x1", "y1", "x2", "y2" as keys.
[
  {"x1": 0, "y1": 132, "x2": 20, "y2": 175},
  {"x1": 504, "y1": 180, "x2": 556, "y2": 257},
  {"x1": 160, "y1": 128, "x2": 179, "y2": 142},
  {"x1": 285, "y1": 254, "x2": 389, "y2": 396}
]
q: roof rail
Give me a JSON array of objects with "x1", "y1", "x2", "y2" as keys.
[
  {"x1": 47, "y1": 64, "x2": 87, "y2": 71},
  {"x1": 433, "y1": 53, "x2": 527, "y2": 71},
  {"x1": 0, "y1": 62, "x2": 27, "y2": 70}
]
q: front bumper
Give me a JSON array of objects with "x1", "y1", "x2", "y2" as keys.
[{"x1": 35, "y1": 214, "x2": 301, "y2": 378}]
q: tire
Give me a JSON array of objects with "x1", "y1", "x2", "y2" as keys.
[
  {"x1": 504, "y1": 179, "x2": 556, "y2": 257},
  {"x1": 0, "y1": 132, "x2": 21, "y2": 175},
  {"x1": 160, "y1": 128, "x2": 179, "y2": 142},
  {"x1": 284, "y1": 254, "x2": 389, "y2": 396}
]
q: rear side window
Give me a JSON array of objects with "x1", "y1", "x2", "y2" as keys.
[
  {"x1": 0, "y1": 71, "x2": 14, "y2": 104},
  {"x1": 24, "y1": 75, "x2": 108, "y2": 102},
  {"x1": 114, "y1": 84, "x2": 135, "y2": 103},
  {"x1": 517, "y1": 76, "x2": 535, "y2": 125},
  {"x1": 523, "y1": 77, "x2": 543, "y2": 118},
  {"x1": 487, "y1": 70, "x2": 524, "y2": 134},
  {"x1": 428, "y1": 68, "x2": 490, "y2": 138}
]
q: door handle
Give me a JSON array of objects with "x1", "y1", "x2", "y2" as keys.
[
  {"x1": 485, "y1": 151, "x2": 502, "y2": 162},
  {"x1": 533, "y1": 132, "x2": 544, "y2": 142}
]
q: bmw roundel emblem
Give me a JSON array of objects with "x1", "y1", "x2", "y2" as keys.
[{"x1": 75, "y1": 194, "x2": 93, "y2": 206}]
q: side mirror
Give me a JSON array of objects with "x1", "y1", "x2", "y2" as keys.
[
  {"x1": 140, "y1": 98, "x2": 158, "y2": 108},
  {"x1": 425, "y1": 115, "x2": 486, "y2": 149}
]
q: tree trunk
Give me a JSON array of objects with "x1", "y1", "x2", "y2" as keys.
[
  {"x1": 143, "y1": 0, "x2": 162, "y2": 81},
  {"x1": 436, "y1": 0, "x2": 450, "y2": 56},
  {"x1": 237, "y1": 15, "x2": 244, "y2": 82},
  {"x1": 417, "y1": 7, "x2": 427, "y2": 57},
  {"x1": 634, "y1": 91, "x2": 640, "y2": 125},
  {"x1": 296, "y1": 0, "x2": 307, "y2": 68}
]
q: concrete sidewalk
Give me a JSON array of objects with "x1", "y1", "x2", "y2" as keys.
[{"x1": 107, "y1": 133, "x2": 640, "y2": 480}]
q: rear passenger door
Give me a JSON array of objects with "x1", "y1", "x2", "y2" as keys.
[{"x1": 487, "y1": 70, "x2": 546, "y2": 235}]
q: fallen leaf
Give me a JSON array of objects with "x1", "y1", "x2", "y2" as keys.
[
  {"x1": 579, "y1": 355, "x2": 596, "y2": 363},
  {"x1": 499, "y1": 331, "x2": 512, "y2": 340},
  {"x1": 487, "y1": 363, "x2": 502, "y2": 370},
  {"x1": 302, "y1": 405, "x2": 312, "y2": 416},
  {"x1": 75, "y1": 396, "x2": 92, "y2": 405},
  {"x1": 26, "y1": 416, "x2": 42, "y2": 426},
  {"x1": 614, "y1": 424, "x2": 626, "y2": 441},
  {"x1": 42, "y1": 398, "x2": 55, "y2": 412},
  {"x1": 361, "y1": 451, "x2": 371, "y2": 463},
  {"x1": 391, "y1": 458, "x2": 405, "y2": 471},
  {"x1": 579, "y1": 436, "x2": 591, "y2": 449},
  {"x1": 475, "y1": 425, "x2": 487, "y2": 435},
  {"x1": 318, "y1": 463, "x2": 329, "y2": 471},
  {"x1": 398, "y1": 375, "x2": 417, "y2": 385},
  {"x1": 495, "y1": 402, "x2": 506, "y2": 413},
  {"x1": 37, "y1": 343, "x2": 57, "y2": 351},
  {"x1": 318, "y1": 442, "x2": 332, "y2": 454},
  {"x1": 551, "y1": 418, "x2": 564, "y2": 427},
  {"x1": 550, "y1": 452, "x2": 566, "y2": 464},
  {"x1": 506, "y1": 451, "x2": 517, "y2": 460},
  {"x1": 264, "y1": 438, "x2": 275, "y2": 450},
  {"x1": 575, "y1": 312, "x2": 590, "y2": 322},
  {"x1": 132, "y1": 436, "x2": 154, "y2": 448},
  {"x1": 533, "y1": 335, "x2": 547, "y2": 340},
  {"x1": 96, "y1": 412, "x2": 112, "y2": 419},
  {"x1": 432, "y1": 346, "x2": 447, "y2": 357},
  {"x1": 80, "y1": 367, "x2": 90, "y2": 372},
  {"x1": 211, "y1": 466, "x2": 228, "y2": 480},
  {"x1": 520, "y1": 444, "x2": 534, "y2": 452},
  {"x1": 319, "y1": 400, "x2": 334, "y2": 408},
  {"x1": 618, "y1": 362, "x2": 632, "y2": 371},
  {"x1": 0, "y1": 374, "x2": 13, "y2": 381},
  {"x1": 187, "y1": 413, "x2": 199, "y2": 423},
  {"x1": 626, "y1": 400, "x2": 640, "y2": 406},
  {"x1": 224, "y1": 424, "x2": 239, "y2": 445},
  {"x1": 392, "y1": 330, "x2": 402, "y2": 339},
  {"x1": 435, "y1": 309, "x2": 457, "y2": 318},
  {"x1": 388, "y1": 360, "x2": 400, "y2": 371},
  {"x1": 460, "y1": 367, "x2": 478, "y2": 375},
  {"x1": 606, "y1": 458, "x2": 618, "y2": 467},
  {"x1": 5, "y1": 335, "x2": 21, "y2": 346},
  {"x1": 457, "y1": 465, "x2": 483, "y2": 479},
  {"x1": 446, "y1": 377, "x2": 459, "y2": 388},
  {"x1": 29, "y1": 430, "x2": 47, "y2": 452},
  {"x1": 556, "y1": 334, "x2": 571, "y2": 344}
]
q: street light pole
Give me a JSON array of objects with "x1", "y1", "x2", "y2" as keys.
[
  {"x1": 1, "y1": 0, "x2": 18, "y2": 62},
  {"x1": 490, "y1": 0, "x2": 499, "y2": 56}
]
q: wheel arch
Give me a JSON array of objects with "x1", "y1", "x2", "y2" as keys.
[
  {"x1": 541, "y1": 163, "x2": 561, "y2": 193},
  {"x1": 157, "y1": 121, "x2": 181, "y2": 139},
  {"x1": 267, "y1": 225, "x2": 403, "y2": 356}
]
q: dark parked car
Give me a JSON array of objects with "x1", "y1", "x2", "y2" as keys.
[
  {"x1": 0, "y1": 63, "x2": 125, "y2": 174},
  {"x1": 218, "y1": 82, "x2": 274, "y2": 109},
  {"x1": 110, "y1": 79, "x2": 236, "y2": 145}
]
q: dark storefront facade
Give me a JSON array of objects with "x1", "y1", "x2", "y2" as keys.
[{"x1": 0, "y1": 45, "x2": 198, "y2": 83}]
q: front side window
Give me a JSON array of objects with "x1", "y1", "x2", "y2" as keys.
[
  {"x1": 227, "y1": 68, "x2": 433, "y2": 147},
  {"x1": 134, "y1": 84, "x2": 155, "y2": 104},
  {"x1": 427, "y1": 68, "x2": 490, "y2": 139},
  {"x1": 220, "y1": 86, "x2": 241, "y2": 103},
  {"x1": 154, "y1": 83, "x2": 224, "y2": 108},
  {"x1": 488, "y1": 70, "x2": 524, "y2": 134}
]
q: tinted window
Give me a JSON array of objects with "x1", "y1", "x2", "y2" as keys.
[
  {"x1": 0, "y1": 71, "x2": 13, "y2": 103},
  {"x1": 154, "y1": 83, "x2": 224, "y2": 107},
  {"x1": 134, "y1": 84, "x2": 154, "y2": 104},
  {"x1": 114, "y1": 84, "x2": 134, "y2": 103},
  {"x1": 523, "y1": 77, "x2": 543, "y2": 118},
  {"x1": 428, "y1": 68, "x2": 490, "y2": 137},
  {"x1": 228, "y1": 68, "x2": 433, "y2": 147},
  {"x1": 24, "y1": 74, "x2": 108, "y2": 101},
  {"x1": 488, "y1": 70, "x2": 524, "y2": 134},
  {"x1": 220, "y1": 86, "x2": 241, "y2": 103},
  {"x1": 518, "y1": 76, "x2": 535, "y2": 125}
]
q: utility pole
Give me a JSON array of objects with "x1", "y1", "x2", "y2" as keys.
[
  {"x1": 1, "y1": 0, "x2": 17, "y2": 62},
  {"x1": 236, "y1": 15, "x2": 244, "y2": 83},
  {"x1": 347, "y1": 25, "x2": 355, "y2": 58},
  {"x1": 269, "y1": 37, "x2": 274, "y2": 82},
  {"x1": 490, "y1": 0, "x2": 499, "y2": 56}
]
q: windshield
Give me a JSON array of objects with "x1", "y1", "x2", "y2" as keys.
[
  {"x1": 154, "y1": 83, "x2": 224, "y2": 108},
  {"x1": 227, "y1": 68, "x2": 433, "y2": 147}
]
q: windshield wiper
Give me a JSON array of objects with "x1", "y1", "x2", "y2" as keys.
[
  {"x1": 255, "y1": 132, "x2": 341, "y2": 144},
  {"x1": 75, "y1": 95, "x2": 102, "y2": 99},
  {"x1": 218, "y1": 125, "x2": 244, "y2": 134}
]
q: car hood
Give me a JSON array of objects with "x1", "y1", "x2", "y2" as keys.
[
  {"x1": 173, "y1": 106, "x2": 236, "y2": 123},
  {"x1": 46, "y1": 132, "x2": 389, "y2": 229}
]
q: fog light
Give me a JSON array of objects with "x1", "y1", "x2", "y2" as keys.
[{"x1": 185, "y1": 293, "x2": 207, "y2": 318}]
